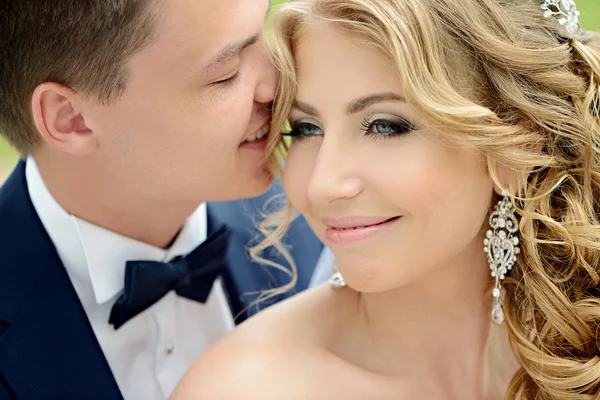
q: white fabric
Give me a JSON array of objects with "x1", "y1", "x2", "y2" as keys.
[
  {"x1": 309, "y1": 246, "x2": 334, "y2": 288},
  {"x1": 26, "y1": 156, "x2": 234, "y2": 400}
]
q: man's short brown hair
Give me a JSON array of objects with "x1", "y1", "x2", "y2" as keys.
[{"x1": 0, "y1": 1, "x2": 158, "y2": 153}]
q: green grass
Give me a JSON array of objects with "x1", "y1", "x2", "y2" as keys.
[
  {"x1": 1, "y1": 1, "x2": 598, "y2": 177},
  {"x1": 579, "y1": 0, "x2": 600, "y2": 30},
  {"x1": 0, "y1": 138, "x2": 17, "y2": 178}
]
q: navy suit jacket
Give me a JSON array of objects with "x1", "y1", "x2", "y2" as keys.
[{"x1": 0, "y1": 161, "x2": 322, "y2": 399}]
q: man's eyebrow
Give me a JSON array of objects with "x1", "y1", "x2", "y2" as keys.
[{"x1": 201, "y1": 34, "x2": 260, "y2": 74}]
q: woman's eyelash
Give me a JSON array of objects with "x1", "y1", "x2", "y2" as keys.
[
  {"x1": 282, "y1": 122, "x2": 322, "y2": 141},
  {"x1": 360, "y1": 117, "x2": 415, "y2": 139},
  {"x1": 282, "y1": 117, "x2": 415, "y2": 143}
]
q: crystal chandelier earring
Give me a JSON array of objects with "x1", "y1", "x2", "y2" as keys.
[
  {"x1": 328, "y1": 257, "x2": 347, "y2": 288},
  {"x1": 484, "y1": 192, "x2": 520, "y2": 325}
]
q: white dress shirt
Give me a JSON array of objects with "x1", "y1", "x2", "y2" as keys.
[
  {"x1": 309, "y1": 246, "x2": 334, "y2": 288},
  {"x1": 26, "y1": 156, "x2": 234, "y2": 400}
]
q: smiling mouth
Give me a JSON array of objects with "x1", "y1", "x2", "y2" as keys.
[
  {"x1": 328, "y1": 216, "x2": 401, "y2": 231},
  {"x1": 243, "y1": 124, "x2": 270, "y2": 144},
  {"x1": 324, "y1": 216, "x2": 402, "y2": 245}
]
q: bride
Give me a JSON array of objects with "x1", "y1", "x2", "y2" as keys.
[{"x1": 172, "y1": 0, "x2": 600, "y2": 398}]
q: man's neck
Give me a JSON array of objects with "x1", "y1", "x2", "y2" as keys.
[{"x1": 32, "y1": 153, "x2": 198, "y2": 249}]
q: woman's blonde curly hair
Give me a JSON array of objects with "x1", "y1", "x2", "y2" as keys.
[{"x1": 255, "y1": 0, "x2": 600, "y2": 397}]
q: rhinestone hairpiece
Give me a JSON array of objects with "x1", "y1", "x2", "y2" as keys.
[{"x1": 541, "y1": 0, "x2": 581, "y2": 34}]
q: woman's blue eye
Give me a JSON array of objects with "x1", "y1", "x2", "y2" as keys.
[
  {"x1": 283, "y1": 122, "x2": 324, "y2": 140},
  {"x1": 282, "y1": 117, "x2": 414, "y2": 141},
  {"x1": 361, "y1": 118, "x2": 415, "y2": 138},
  {"x1": 373, "y1": 122, "x2": 395, "y2": 134}
]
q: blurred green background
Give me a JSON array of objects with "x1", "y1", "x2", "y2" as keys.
[{"x1": 0, "y1": 0, "x2": 598, "y2": 180}]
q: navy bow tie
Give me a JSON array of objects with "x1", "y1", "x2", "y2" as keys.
[{"x1": 109, "y1": 226, "x2": 231, "y2": 329}]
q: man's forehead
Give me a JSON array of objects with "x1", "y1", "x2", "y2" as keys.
[
  {"x1": 168, "y1": 0, "x2": 266, "y2": 38},
  {"x1": 148, "y1": 0, "x2": 268, "y2": 62}
]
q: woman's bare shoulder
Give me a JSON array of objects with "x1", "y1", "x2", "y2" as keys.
[
  {"x1": 170, "y1": 285, "x2": 357, "y2": 400},
  {"x1": 170, "y1": 332, "x2": 303, "y2": 400}
]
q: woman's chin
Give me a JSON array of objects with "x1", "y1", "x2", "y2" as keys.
[{"x1": 336, "y1": 269, "x2": 400, "y2": 294}]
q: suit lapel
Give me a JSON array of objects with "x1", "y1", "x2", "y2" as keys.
[{"x1": 0, "y1": 162, "x2": 123, "y2": 400}]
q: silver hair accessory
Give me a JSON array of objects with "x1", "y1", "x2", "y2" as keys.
[
  {"x1": 484, "y1": 192, "x2": 520, "y2": 325},
  {"x1": 329, "y1": 258, "x2": 347, "y2": 288},
  {"x1": 541, "y1": 0, "x2": 581, "y2": 34}
]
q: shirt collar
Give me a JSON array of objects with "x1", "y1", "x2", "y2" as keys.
[{"x1": 26, "y1": 155, "x2": 208, "y2": 305}]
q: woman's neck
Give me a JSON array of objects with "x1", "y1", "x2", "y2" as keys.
[{"x1": 341, "y1": 235, "x2": 516, "y2": 399}]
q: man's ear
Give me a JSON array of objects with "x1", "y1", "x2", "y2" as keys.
[{"x1": 31, "y1": 82, "x2": 97, "y2": 155}]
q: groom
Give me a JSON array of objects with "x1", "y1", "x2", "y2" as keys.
[{"x1": 0, "y1": 0, "x2": 325, "y2": 399}]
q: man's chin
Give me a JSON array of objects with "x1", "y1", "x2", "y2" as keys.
[
  {"x1": 242, "y1": 170, "x2": 274, "y2": 199},
  {"x1": 212, "y1": 170, "x2": 274, "y2": 203}
]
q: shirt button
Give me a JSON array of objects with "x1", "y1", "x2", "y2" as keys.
[{"x1": 166, "y1": 343, "x2": 175, "y2": 355}]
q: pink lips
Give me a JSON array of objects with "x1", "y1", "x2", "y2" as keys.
[{"x1": 322, "y1": 216, "x2": 401, "y2": 245}]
